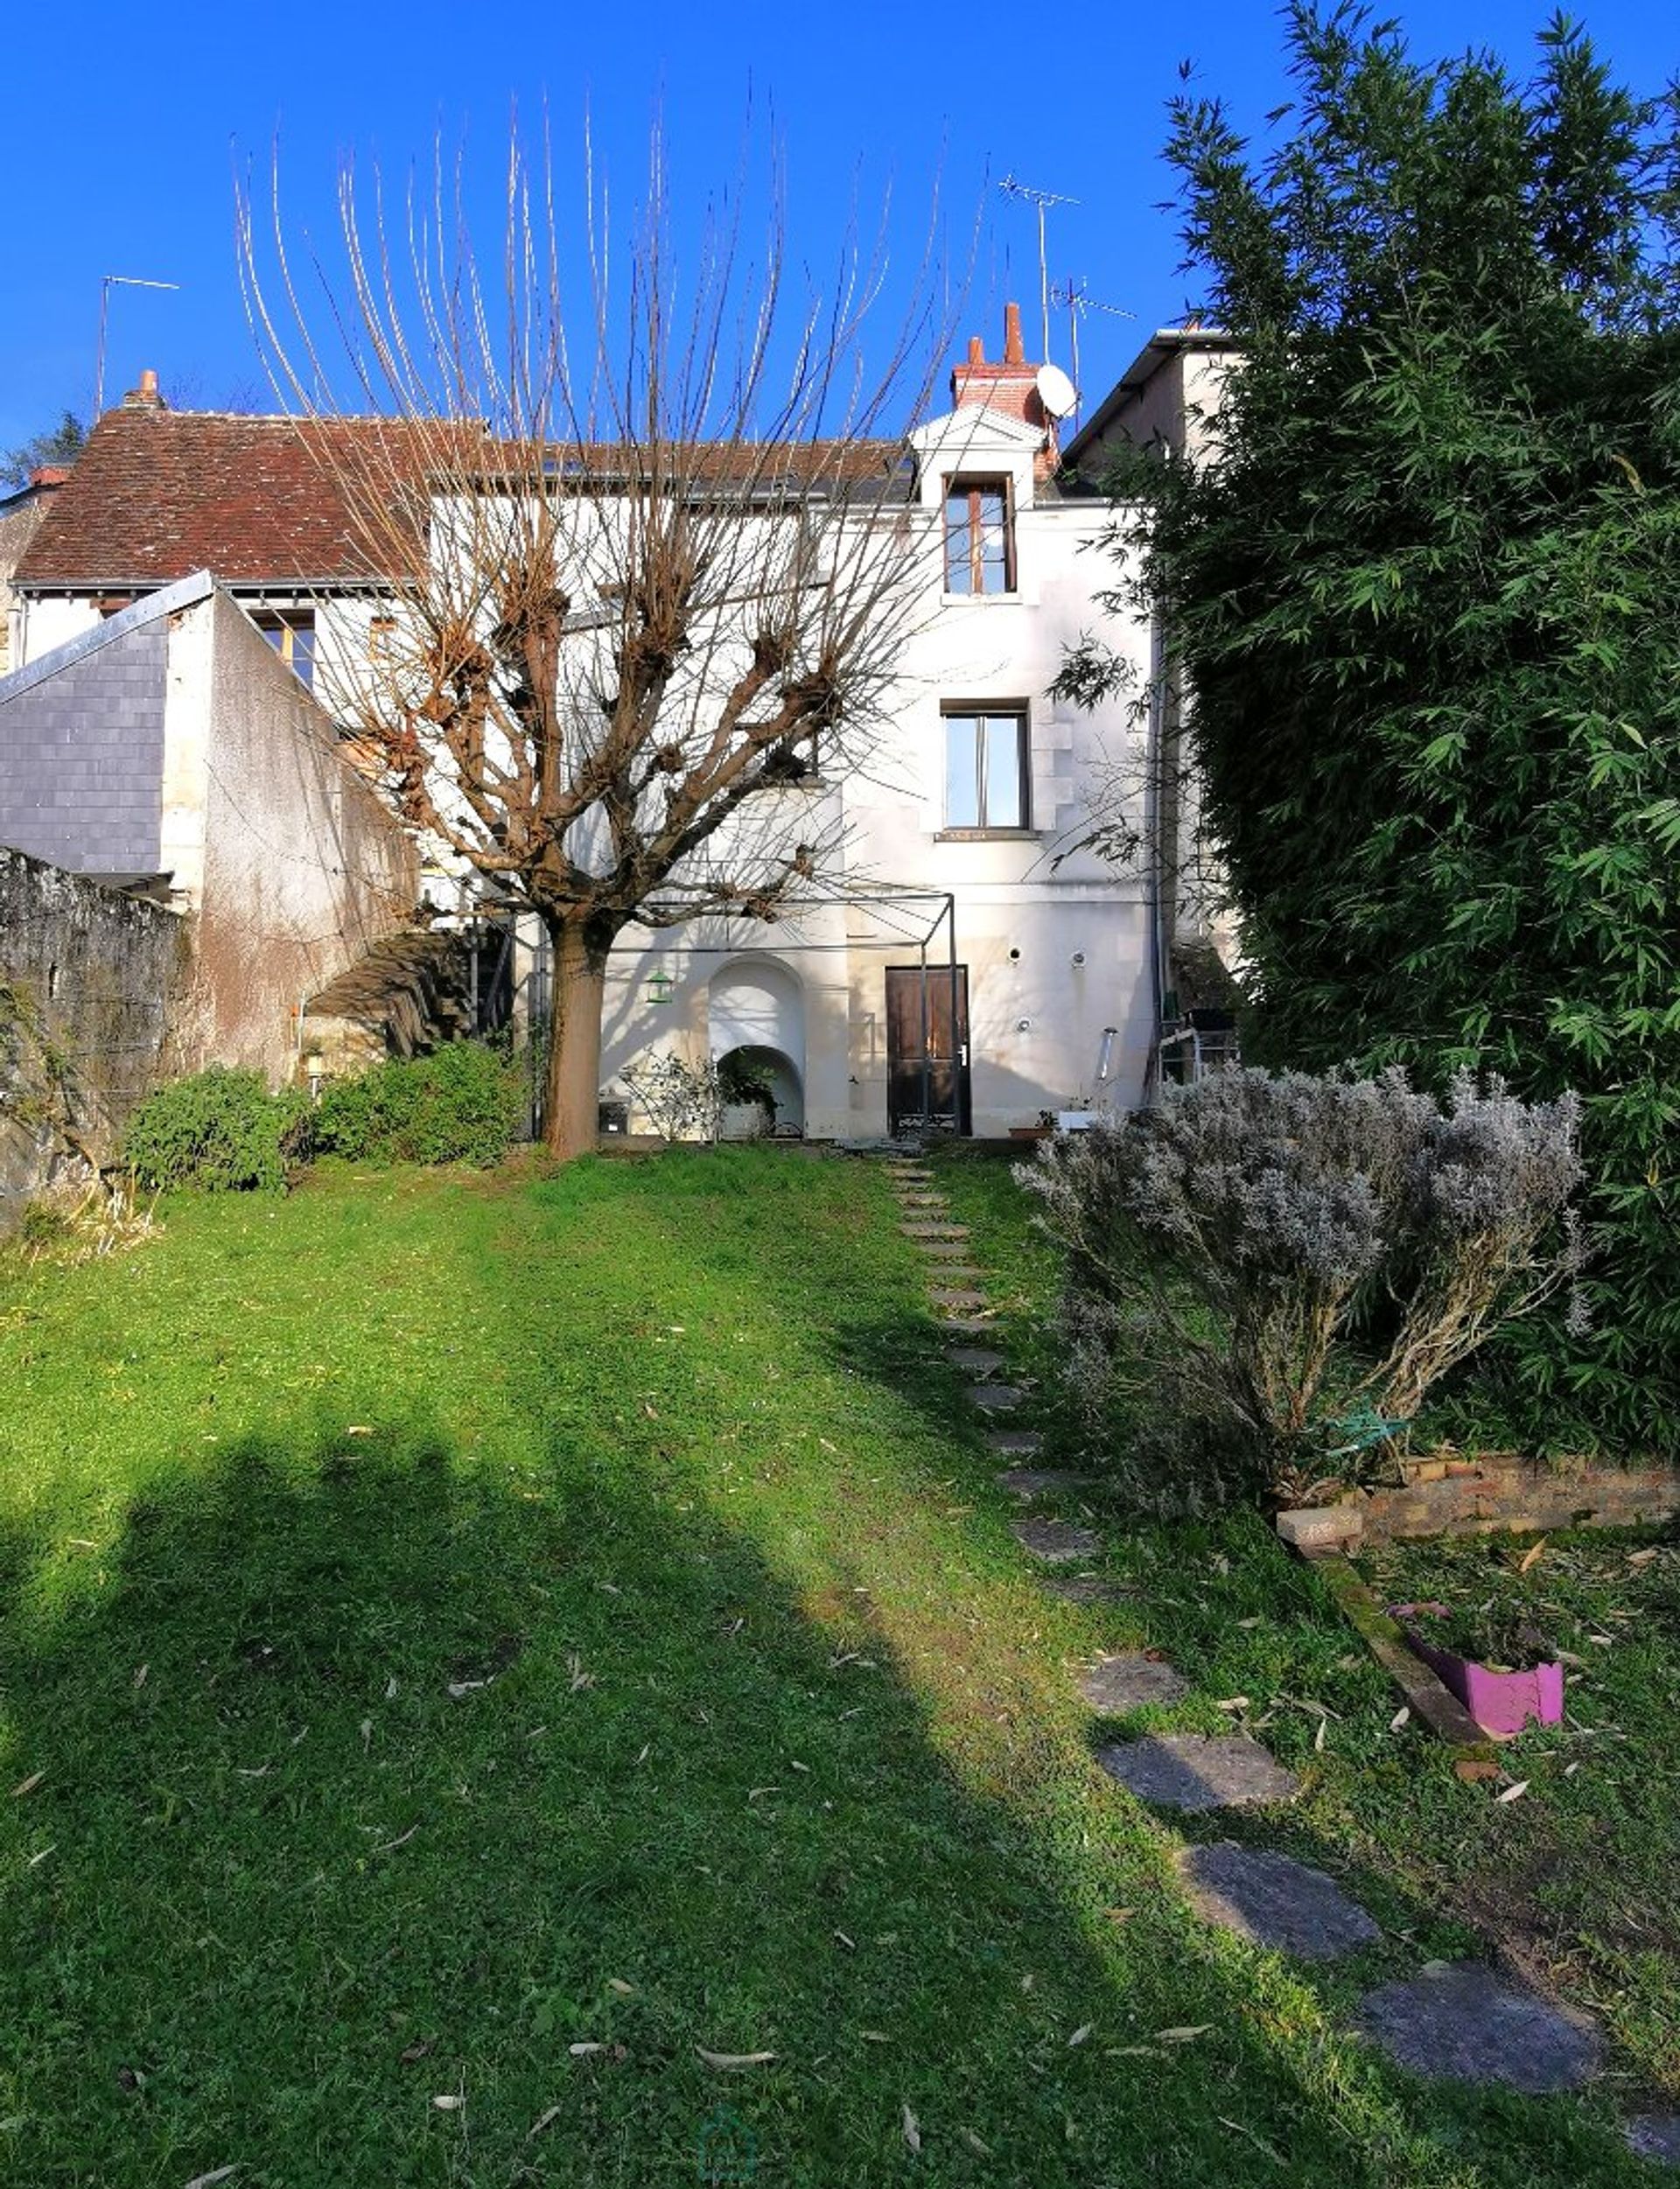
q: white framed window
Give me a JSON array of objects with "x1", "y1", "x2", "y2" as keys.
[{"x1": 942, "y1": 705, "x2": 1030, "y2": 833}]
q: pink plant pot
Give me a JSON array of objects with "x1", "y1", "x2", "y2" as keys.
[{"x1": 1388, "y1": 1604, "x2": 1564, "y2": 1739}]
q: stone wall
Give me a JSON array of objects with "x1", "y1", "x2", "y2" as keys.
[
  {"x1": 1277, "y1": 1451, "x2": 1680, "y2": 1555},
  {"x1": 0, "y1": 847, "x2": 186, "y2": 1221}
]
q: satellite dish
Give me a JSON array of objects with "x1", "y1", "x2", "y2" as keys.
[{"x1": 1035, "y1": 362, "x2": 1078, "y2": 419}]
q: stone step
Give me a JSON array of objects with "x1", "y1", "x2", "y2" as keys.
[
  {"x1": 942, "y1": 1316, "x2": 1000, "y2": 1338},
  {"x1": 1044, "y1": 1573, "x2": 1136, "y2": 1605},
  {"x1": 1012, "y1": 1518, "x2": 1102, "y2": 1564},
  {"x1": 1096, "y1": 1734, "x2": 1300, "y2": 1813},
  {"x1": 920, "y1": 1239, "x2": 974, "y2": 1259},
  {"x1": 948, "y1": 1346, "x2": 1006, "y2": 1376},
  {"x1": 929, "y1": 1266, "x2": 985, "y2": 1288},
  {"x1": 996, "y1": 1467, "x2": 1090, "y2": 1500},
  {"x1": 1180, "y1": 1843, "x2": 1381, "y2": 1961},
  {"x1": 987, "y1": 1430, "x2": 1043, "y2": 1455},
  {"x1": 1625, "y1": 2117, "x2": 1680, "y2": 2165},
  {"x1": 968, "y1": 1383, "x2": 1027, "y2": 1412},
  {"x1": 900, "y1": 1222, "x2": 969, "y2": 1240},
  {"x1": 1354, "y1": 1963, "x2": 1601, "y2": 2094},
  {"x1": 1078, "y1": 1653, "x2": 1189, "y2": 1712},
  {"x1": 929, "y1": 1288, "x2": 989, "y2": 1311}
]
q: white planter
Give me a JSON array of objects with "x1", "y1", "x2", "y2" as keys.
[{"x1": 720, "y1": 1101, "x2": 770, "y2": 1142}]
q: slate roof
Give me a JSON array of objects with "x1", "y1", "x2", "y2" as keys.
[{"x1": 12, "y1": 408, "x2": 914, "y2": 593}]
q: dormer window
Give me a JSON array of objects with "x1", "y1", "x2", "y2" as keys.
[{"x1": 943, "y1": 477, "x2": 1014, "y2": 596}]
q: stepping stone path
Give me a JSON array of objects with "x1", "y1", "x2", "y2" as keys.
[
  {"x1": 998, "y1": 1467, "x2": 1091, "y2": 1500},
  {"x1": 879, "y1": 1151, "x2": 1620, "y2": 2130},
  {"x1": 1625, "y1": 2117, "x2": 1680, "y2": 2165},
  {"x1": 1096, "y1": 1733, "x2": 1301, "y2": 1813},
  {"x1": 1179, "y1": 1843, "x2": 1381, "y2": 1961},
  {"x1": 1078, "y1": 1652, "x2": 1190, "y2": 1712},
  {"x1": 948, "y1": 1346, "x2": 1006, "y2": 1376},
  {"x1": 1012, "y1": 1518, "x2": 1102, "y2": 1565},
  {"x1": 1355, "y1": 1963, "x2": 1601, "y2": 2095},
  {"x1": 968, "y1": 1382, "x2": 1027, "y2": 1413}
]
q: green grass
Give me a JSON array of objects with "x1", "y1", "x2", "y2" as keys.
[{"x1": 0, "y1": 1146, "x2": 1656, "y2": 2184}]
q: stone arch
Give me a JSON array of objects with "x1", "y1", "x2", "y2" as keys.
[{"x1": 708, "y1": 956, "x2": 805, "y2": 1135}]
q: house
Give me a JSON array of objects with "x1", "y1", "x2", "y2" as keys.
[
  {"x1": 8, "y1": 317, "x2": 1187, "y2": 1136},
  {"x1": 0, "y1": 570, "x2": 418, "y2": 1087},
  {"x1": 0, "y1": 465, "x2": 70, "y2": 679}
]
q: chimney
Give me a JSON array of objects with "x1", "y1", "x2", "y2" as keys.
[
  {"x1": 122, "y1": 368, "x2": 165, "y2": 411},
  {"x1": 948, "y1": 302, "x2": 1057, "y2": 476}
]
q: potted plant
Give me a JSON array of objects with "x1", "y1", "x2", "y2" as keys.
[
  {"x1": 1009, "y1": 1109, "x2": 1058, "y2": 1143},
  {"x1": 1387, "y1": 1599, "x2": 1564, "y2": 1738},
  {"x1": 718, "y1": 1054, "x2": 777, "y2": 1141}
]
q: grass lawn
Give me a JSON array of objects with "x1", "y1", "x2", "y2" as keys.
[{"x1": 0, "y1": 1145, "x2": 1659, "y2": 2184}]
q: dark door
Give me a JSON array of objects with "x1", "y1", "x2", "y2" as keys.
[{"x1": 886, "y1": 965, "x2": 971, "y2": 1136}]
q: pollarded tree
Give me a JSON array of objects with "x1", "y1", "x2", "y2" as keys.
[
  {"x1": 240, "y1": 132, "x2": 954, "y2": 1157},
  {"x1": 1068, "y1": 6, "x2": 1680, "y2": 1450}
]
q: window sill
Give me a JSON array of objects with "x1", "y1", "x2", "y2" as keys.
[
  {"x1": 939, "y1": 591, "x2": 1021, "y2": 607},
  {"x1": 934, "y1": 827, "x2": 1039, "y2": 843}
]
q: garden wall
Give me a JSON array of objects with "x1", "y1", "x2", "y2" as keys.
[
  {"x1": 1278, "y1": 1451, "x2": 1680, "y2": 1554},
  {"x1": 0, "y1": 846, "x2": 186, "y2": 1221}
]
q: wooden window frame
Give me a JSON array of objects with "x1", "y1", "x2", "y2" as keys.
[
  {"x1": 938, "y1": 703, "x2": 1032, "y2": 836},
  {"x1": 942, "y1": 474, "x2": 1016, "y2": 597}
]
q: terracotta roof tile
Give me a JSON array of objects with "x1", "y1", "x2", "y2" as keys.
[
  {"x1": 12, "y1": 409, "x2": 478, "y2": 590},
  {"x1": 14, "y1": 409, "x2": 910, "y2": 593}
]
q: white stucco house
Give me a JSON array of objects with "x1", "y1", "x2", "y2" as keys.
[{"x1": 7, "y1": 315, "x2": 1232, "y2": 1140}]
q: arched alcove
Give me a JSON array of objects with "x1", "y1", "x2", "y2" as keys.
[{"x1": 709, "y1": 958, "x2": 805, "y2": 1135}]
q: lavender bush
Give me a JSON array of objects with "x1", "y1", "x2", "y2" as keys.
[{"x1": 1020, "y1": 1067, "x2": 1583, "y2": 1503}]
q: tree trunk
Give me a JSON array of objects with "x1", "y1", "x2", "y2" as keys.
[{"x1": 542, "y1": 915, "x2": 609, "y2": 1160}]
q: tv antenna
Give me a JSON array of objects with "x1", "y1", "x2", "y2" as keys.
[
  {"x1": 94, "y1": 274, "x2": 180, "y2": 419},
  {"x1": 1050, "y1": 279, "x2": 1137, "y2": 428},
  {"x1": 998, "y1": 174, "x2": 1078, "y2": 366}
]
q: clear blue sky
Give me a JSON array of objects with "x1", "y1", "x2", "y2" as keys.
[{"x1": 3, "y1": 2, "x2": 1674, "y2": 452}]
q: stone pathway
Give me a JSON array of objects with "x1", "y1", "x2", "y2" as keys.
[
  {"x1": 876, "y1": 1150, "x2": 1616, "y2": 2117},
  {"x1": 1179, "y1": 1843, "x2": 1380, "y2": 1960}
]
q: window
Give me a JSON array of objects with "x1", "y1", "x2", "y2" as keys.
[
  {"x1": 368, "y1": 614, "x2": 397, "y2": 663},
  {"x1": 256, "y1": 612, "x2": 316, "y2": 691},
  {"x1": 943, "y1": 477, "x2": 1014, "y2": 595},
  {"x1": 942, "y1": 707, "x2": 1029, "y2": 832}
]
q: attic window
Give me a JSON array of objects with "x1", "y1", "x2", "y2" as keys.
[
  {"x1": 257, "y1": 612, "x2": 316, "y2": 691},
  {"x1": 944, "y1": 477, "x2": 1014, "y2": 596}
]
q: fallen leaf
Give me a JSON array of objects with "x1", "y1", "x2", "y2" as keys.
[
  {"x1": 606, "y1": 1978, "x2": 635, "y2": 1997},
  {"x1": 569, "y1": 2043, "x2": 608, "y2": 2057},
  {"x1": 1564, "y1": 1761, "x2": 1581, "y2": 1777},
  {"x1": 376, "y1": 1823, "x2": 420, "y2": 1853},
  {"x1": 1628, "y1": 1548, "x2": 1659, "y2": 1566},
  {"x1": 133, "y1": 1665, "x2": 149, "y2": 1689},
  {"x1": 1313, "y1": 1717, "x2": 1326, "y2": 1753},
  {"x1": 1103, "y1": 1907, "x2": 1136, "y2": 1925},
  {"x1": 1496, "y1": 1780, "x2": 1530, "y2": 1803},
  {"x1": 10, "y1": 1773, "x2": 44, "y2": 1800},
  {"x1": 528, "y1": 2106, "x2": 562, "y2": 2137},
  {"x1": 385, "y1": 1676, "x2": 398, "y2": 1700},
  {"x1": 446, "y1": 1680, "x2": 488, "y2": 1698},
  {"x1": 1110, "y1": 2045, "x2": 1164, "y2": 2058},
  {"x1": 860, "y1": 2031, "x2": 892, "y2": 2045},
  {"x1": 902, "y1": 2104, "x2": 921, "y2": 2154},
  {"x1": 1518, "y1": 1538, "x2": 1548, "y2": 1575},
  {"x1": 959, "y1": 2127, "x2": 992, "y2": 2156},
  {"x1": 399, "y1": 2039, "x2": 435, "y2": 2064},
  {"x1": 1237, "y1": 1615, "x2": 1263, "y2": 1630},
  {"x1": 346, "y1": 1425, "x2": 373, "y2": 1436},
  {"x1": 833, "y1": 1930, "x2": 857, "y2": 1951},
  {"x1": 431, "y1": 2093, "x2": 464, "y2": 2110},
  {"x1": 183, "y1": 2171, "x2": 241, "y2": 2189},
  {"x1": 1157, "y1": 2025, "x2": 1213, "y2": 2043},
  {"x1": 1215, "y1": 1696, "x2": 1251, "y2": 1712},
  {"x1": 1390, "y1": 1706, "x2": 1410, "y2": 1732},
  {"x1": 1068, "y1": 2025, "x2": 1092, "y2": 2047},
  {"x1": 695, "y1": 2047, "x2": 776, "y2": 2069}
]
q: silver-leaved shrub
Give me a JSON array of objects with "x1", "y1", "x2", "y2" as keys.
[{"x1": 1019, "y1": 1067, "x2": 1583, "y2": 1503}]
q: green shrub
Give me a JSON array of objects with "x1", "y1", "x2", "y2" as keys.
[
  {"x1": 123, "y1": 1067, "x2": 310, "y2": 1193},
  {"x1": 312, "y1": 1043, "x2": 521, "y2": 1167}
]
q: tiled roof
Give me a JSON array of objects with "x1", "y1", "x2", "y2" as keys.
[
  {"x1": 13, "y1": 408, "x2": 910, "y2": 592},
  {"x1": 12, "y1": 409, "x2": 480, "y2": 590}
]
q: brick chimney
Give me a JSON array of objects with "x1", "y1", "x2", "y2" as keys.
[
  {"x1": 949, "y1": 303, "x2": 1056, "y2": 474},
  {"x1": 122, "y1": 368, "x2": 166, "y2": 411}
]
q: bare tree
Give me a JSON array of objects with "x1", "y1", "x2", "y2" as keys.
[{"x1": 239, "y1": 127, "x2": 956, "y2": 1157}]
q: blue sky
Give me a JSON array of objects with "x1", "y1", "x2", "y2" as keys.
[{"x1": 3, "y1": 2, "x2": 1674, "y2": 453}]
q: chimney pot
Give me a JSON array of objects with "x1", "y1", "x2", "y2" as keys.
[
  {"x1": 1004, "y1": 302, "x2": 1026, "y2": 366},
  {"x1": 123, "y1": 368, "x2": 162, "y2": 410}
]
